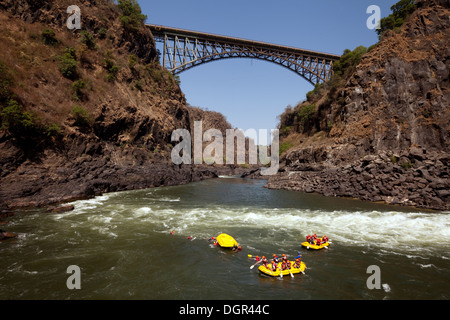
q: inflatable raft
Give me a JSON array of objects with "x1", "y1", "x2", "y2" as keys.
[
  {"x1": 216, "y1": 233, "x2": 239, "y2": 249},
  {"x1": 258, "y1": 261, "x2": 306, "y2": 277},
  {"x1": 301, "y1": 237, "x2": 330, "y2": 250}
]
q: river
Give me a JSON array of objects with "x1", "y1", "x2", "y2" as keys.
[{"x1": 1, "y1": 177, "x2": 449, "y2": 300}]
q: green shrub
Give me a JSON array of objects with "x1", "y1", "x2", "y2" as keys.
[
  {"x1": 0, "y1": 60, "x2": 13, "y2": 104},
  {"x1": 376, "y1": 0, "x2": 416, "y2": 37},
  {"x1": 64, "y1": 46, "x2": 77, "y2": 60},
  {"x1": 0, "y1": 99, "x2": 39, "y2": 136},
  {"x1": 58, "y1": 48, "x2": 78, "y2": 79},
  {"x1": 98, "y1": 27, "x2": 108, "y2": 39},
  {"x1": 79, "y1": 31, "x2": 96, "y2": 50},
  {"x1": 42, "y1": 28, "x2": 57, "y2": 46},
  {"x1": 71, "y1": 105, "x2": 93, "y2": 128},
  {"x1": 44, "y1": 123, "x2": 62, "y2": 137},
  {"x1": 281, "y1": 125, "x2": 291, "y2": 135},
  {"x1": 390, "y1": 155, "x2": 398, "y2": 163},
  {"x1": 297, "y1": 104, "x2": 316, "y2": 125},
  {"x1": 72, "y1": 80, "x2": 86, "y2": 100},
  {"x1": 103, "y1": 58, "x2": 119, "y2": 82},
  {"x1": 306, "y1": 83, "x2": 324, "y2": 102},
  {"x1": 174, "y1": 75, "x2": 181, "y2": 86},
  {"x1": 333, "y1": 46, "x2": 367, "y2": 77},
  {"x1": 118, "y1": 0, "x2": 147, "y2": 33},
  {"x1": 401, "y1": 161, "x2": 413, "y2": 169},
  {"x1": 279, "y1": 142, "x2": 293, "y2": 155},
  {"x1": 128, "y1": 54, "x2": 137, "y2": 69}
]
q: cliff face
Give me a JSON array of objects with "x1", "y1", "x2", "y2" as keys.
[
  {"x1": 0, "y1": 0, "x2": 240, "y2": 209},
  {"x1": 268, "y1": 0, "x2": 450, "y2": 211}
]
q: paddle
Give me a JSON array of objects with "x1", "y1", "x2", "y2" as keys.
[
  {"x1": 300, "y1": 263, "x2": 305, "y2": 275},
  {"x1": 288, "y1": 267, "x2": 294, "y2": 278},
  {"x1": 250, "y1": 260, "x2": 262, "y2": 269}
]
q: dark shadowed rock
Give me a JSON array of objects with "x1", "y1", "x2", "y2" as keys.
[{"x1": 46, "y1": 204, "x2": 75, "y2": 213}]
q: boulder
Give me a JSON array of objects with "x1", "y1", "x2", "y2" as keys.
[{"x1": 46, "y1": 204, "x2": 75, "y2": 213}]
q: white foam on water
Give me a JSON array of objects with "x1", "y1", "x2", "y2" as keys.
[
  {"x1": 51, "y1": 194, "x2": 115, "y2": 220},
  {"x1": 133, "y1": 207, "x2": 153, "y2": 218},
  {"x1": 44, "y1": 190, "x2": 450, "y2": 259},
  {"x1": 155, "y1": 197, "x2": 181, "y2": 202},
  {"x1": 91, "y1": 226, "x2": 118, "y2": 238},
  {"x1": 145, "y1": 205, "x2": 450, "y2": 256}
]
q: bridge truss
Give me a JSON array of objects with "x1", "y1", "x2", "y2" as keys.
[{"x1": 147, "y1": 25, "x2": 341, "y2": 85}]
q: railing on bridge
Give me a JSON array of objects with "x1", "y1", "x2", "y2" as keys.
[{"x1": 147, "y1": 24, "x2": 341, "y2": 85}]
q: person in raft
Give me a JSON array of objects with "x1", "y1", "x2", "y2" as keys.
[
  {"x1": 281, "y1": 254, "x2": 288, "y2": 263},
  {"x1": 272, "y1": 261, "x2": 278, "y2": 272},
  {"x1": 294, "y1": 258, "x2": 301, "y2": 269},
  {"x1": 272, "y1": 254, "x2": 279, "y2": 265},
  {"x1": 285, "y1": 259, "x2": 292, "y2": 270},
  {"x1": 262, "y1": 256, "x2": 268, "y2": 268},
  {"x1": 306, "y1": 234, "x2": 329, "y2": 244},
  {"x1": 306, "y1": 235, "x2": 315, "y2": 244}
]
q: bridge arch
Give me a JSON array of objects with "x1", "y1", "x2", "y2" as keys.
[{"x1": 147, "y1": 25, "x2": 341, "y2": 86}]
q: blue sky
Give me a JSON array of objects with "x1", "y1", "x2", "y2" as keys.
[{"x1": 139, "y1": 0, "x2": 398, "y2": 138}]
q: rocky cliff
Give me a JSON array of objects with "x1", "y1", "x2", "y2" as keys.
[
  {"x1": 0, "y1": 0, "x2": 246, "y2": 210},
  {"x1": 267, "y1": 0, "x2": 450, "y2": 211}
]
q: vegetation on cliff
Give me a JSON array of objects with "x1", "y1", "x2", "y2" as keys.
[
  {"x1": 376, "y1": 0, "x2": 416, "y2": 37},
  {"x1": 117, "y1": 0, "x2": 147, "y2": 33},
  {"x1": 0, "y1": 0, "x2": 180, "y2": 151}
]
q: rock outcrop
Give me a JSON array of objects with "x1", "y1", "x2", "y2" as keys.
[
  {"x1": 268, "y1": 0, "x2": 450, "y2": 211},
  {"x1": 0, "y1": 0, "x2": 250, "y2": 210}
]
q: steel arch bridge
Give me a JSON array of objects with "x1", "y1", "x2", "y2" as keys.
[{"x1": 147, "y1": 25, "x2": 341, "y2": 86}]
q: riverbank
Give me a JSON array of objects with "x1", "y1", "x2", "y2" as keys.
[
  {"x1": 0, "y1": 157, "x2": 254, "y2": 212},
  {"x1": 267, "y1": 148, "x2": 449, "y2": 211}
]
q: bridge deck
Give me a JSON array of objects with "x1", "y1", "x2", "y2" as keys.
[{"x1": 147, "y1": 24, "x2": 341, "y2": 61}]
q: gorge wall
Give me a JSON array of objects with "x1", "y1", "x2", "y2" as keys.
[
  {"x1": 0, "y1": 0, "x2": 247, "y2": 210},
  {"x1": 267, "y1": 0, "x2": 450, "y2": 211}
]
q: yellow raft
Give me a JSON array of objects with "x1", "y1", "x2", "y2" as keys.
[
  {"x1": 301, "y1": 237, "x2": 330, "y2": 250},
  {"x1": 216, "y1": 233, "x2": 239, "y2": 248},
  {"x1": 258, "y1": 261, "x2": 306, "y2": 277}
]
